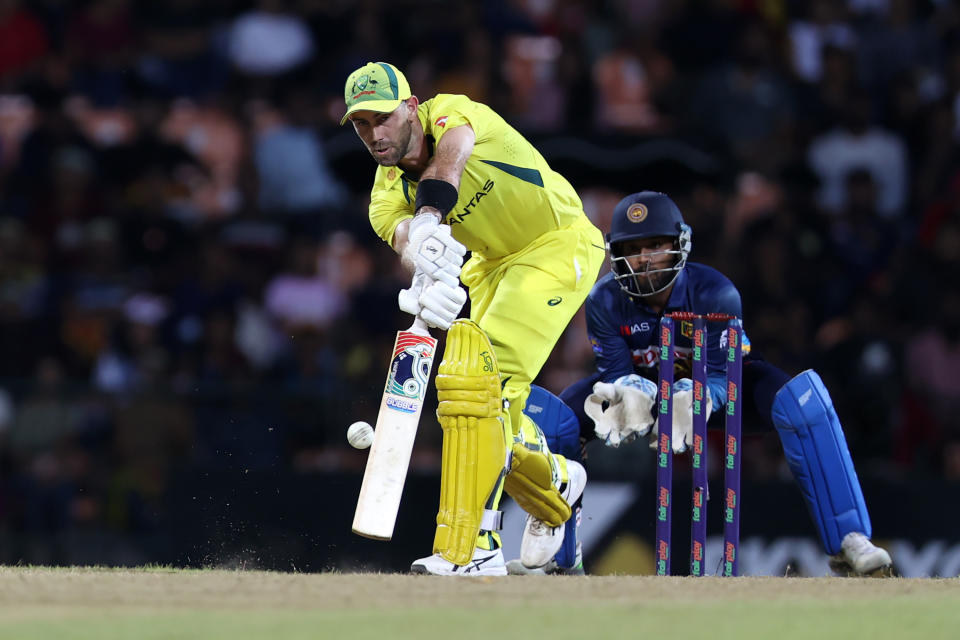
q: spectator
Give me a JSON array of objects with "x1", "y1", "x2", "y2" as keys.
[
  {"x1": 803, "y1": 43, "x2": 860, "y2": 134},
  {"x1": 808, "y1": 90, "x2": 909, "y2": 217},
  {"x1": 788, "y1": 0, "x2": 857, "y2": 84},
  {"x1": 64, "y1": 0, "x2": 136, "y2": 106},
  {"x1": 93, "y1": 293, "x2": 170, "y2": 394},
  {"x1": 136, "y1": 0, "x2": 227, "y2": 98},
  {"x1": 816, "y1": 291, "x2": 900, "y2": 464},
  {"x1": 0, "y1": 0, "x2": 48, "y2": 85},
  {"x1": 249, "y1": 98, "x2": 347, "y2": 215},
  {"x1": 658, "y1": 0, "x2": 743, "y2": 74},
  {"x1": 8, "y1": 357, "x2": 79, "y2": 456},
  {"x1": 826, "y1": 170, "x2": 899, "y2": 282},
  {"x1": 227, "y1": 0, "x2": 315, "y2": 77},
  {"x1": 855, "y1": 0, "x2": 939, "y2": 93},
  {"x1": 0, "y1": 93, "x2": 35, "y2": 170},
  {"x1": 0, "y1": 218, "x2": 45, "y2": 323},
  {"x1": 263, "y1": 236, "x2": 347, "y2": 334},
  {"x1": 689, "y1": 19, "x2": 796, "y2": 169},
  {"x1": 500, "y1": 34, "x2": 567, "y2": 132},
  {"x1": 901, "y1": 287, "x2": 960, "y2": 472},
  {"x1": 591, "y1": 28, "x2": 673, "y2": 134},
  {"x1": 159, "y1": 99, "x2": 245, "y2": 220}
]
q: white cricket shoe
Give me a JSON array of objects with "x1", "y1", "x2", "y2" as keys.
[
  {"x1": 410, "y1": 547, "x2": 507, "y2": 576},
  {"x1": 506, "y1": 558, "x2": 585, "y2": 576},
  {"x1": 506, "y1": 558, "x2": 552, "y2": 575},
  {"x1": 519, "y1": 460, "x2": 587, "y2": 569},
  {"x1": 829, "y1": 532, "x2": 893, "y2": 576}
]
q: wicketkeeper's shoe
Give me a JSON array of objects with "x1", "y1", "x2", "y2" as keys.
[
  {"x1": 506, "y1": 558, "x2": 586, "y2": 576},
  {"x1": 410, "y1": 546, "x2": 507, "y2": 576},
  {"x1": 828, "y1": 532, "x2": 893, "y2": 577},
  {"x1": 519, "y1": 460, "x2": 587, "y2": 569}
]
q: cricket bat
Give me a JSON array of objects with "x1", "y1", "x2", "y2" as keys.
[{"x1": 352, "y1": 317, "x2": 437, "y2": 540}]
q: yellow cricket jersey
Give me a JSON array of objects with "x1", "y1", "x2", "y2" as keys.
[{"x1": 368, "y1": 94, "x2": 586, "y2": 259}]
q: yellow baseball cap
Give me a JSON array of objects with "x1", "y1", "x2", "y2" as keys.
[{"x1": 340, "y1": 62, "x2": 412, "y2": 125}]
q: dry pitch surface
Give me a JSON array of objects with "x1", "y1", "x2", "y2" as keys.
[{"x1": 0, "y1": 567, "x2": 957, "y2": 640}]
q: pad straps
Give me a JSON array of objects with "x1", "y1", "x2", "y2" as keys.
[{"x1": 480, "y1": 509, "x2": 503, "y2": 531}]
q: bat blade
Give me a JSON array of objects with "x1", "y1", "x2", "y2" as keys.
[{"x1": 352, "y1": 323, "x2": 437, "y2": 540}]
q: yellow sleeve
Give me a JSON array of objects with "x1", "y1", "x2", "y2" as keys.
[
  {"x1": 368, "y1": 170, "x2": 414, "y2": 246},
  {"x1": 422, "y1": 94, "x2": 488, "y2": 146}
]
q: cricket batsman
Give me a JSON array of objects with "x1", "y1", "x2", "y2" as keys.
[
  {"x1": 518, "y1": 191, "x2": 892, "y2": 576},
  {"x1": 341, "y1": 62, "x2": 604, "y2": 575}
]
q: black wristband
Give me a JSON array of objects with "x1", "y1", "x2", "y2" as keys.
[{"x1": 414, "y1": 179, "x2": 459, "y2": 216}]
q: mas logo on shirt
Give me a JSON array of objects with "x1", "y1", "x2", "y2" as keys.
[
  {"x1": 680, "y1": 320, "x2": 693, "y2": 338},
  {"x1": 434, "y1": 115, "x2": 448, "y2": 128},
  {"x1": 619, "y1": 322, "x2": 651, "y2": 336}
]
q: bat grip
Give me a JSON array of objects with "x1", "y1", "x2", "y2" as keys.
[{"x1": 410, "y1": 316, "x2": 431, "y2": 336}]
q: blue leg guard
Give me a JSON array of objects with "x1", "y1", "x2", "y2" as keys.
[
  {"x1": 771, "y1": 370, "x2": 871, "y2": 555},
  {"x1": 525, "y1": 385, "x2": 583, "y2": 570}
]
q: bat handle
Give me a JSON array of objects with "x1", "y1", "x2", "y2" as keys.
[{"x1": 410, "y1": 316, "x2": 431, "y2": 336}]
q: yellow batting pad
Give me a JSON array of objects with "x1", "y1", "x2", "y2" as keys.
[
  {"x1": 504, "y1": 443, "x2": 571, "y2": 528},
  {"x1": 433, "y1": 320, "x2": 508, "y2": 565},
  {"x1": 436, "y1": 321, "x2": 501, "y2": 421}
]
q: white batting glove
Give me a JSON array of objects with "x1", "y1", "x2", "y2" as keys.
[
  {"x1": 404, "y1": 215, "x2": 466, "y2": 288},
  {"x1": 398, "y1": 270, "x2": 429, "y2": 317},
  {"x1": 418, "y1": 279, "x2": 467, "y2": 330},
  {"x1": 584, "y1": 374, "x2": 657, "y2": 448},
  {"x1": 649, "y1": 378, "x2": 713, "y2": 454}
]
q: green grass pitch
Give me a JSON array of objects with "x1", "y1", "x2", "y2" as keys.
[{"x1": 0, "y1": 567, "x2": 956, "y2": 639}]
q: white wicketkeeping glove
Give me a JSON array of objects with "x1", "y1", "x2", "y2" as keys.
[
  {"x1": 418, "y1": 279, "x2": 467, "y2": 330},
  {"x1": 404, "y1": 215, "x2": 466, "y2": 288},
  {"x1": 584, "y1": 374, "x2": 657, "y2": 448},
  {"x1": 649, "y1": 378, "x2": 713, "y2": 454}
]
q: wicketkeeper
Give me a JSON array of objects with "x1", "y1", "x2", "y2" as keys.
[
  {"x1": 342, "y1": 62, "x2": 604, "y2": 575},
  {"x1": 515, "y1": 191, "x2": 892, "y2": 576}
]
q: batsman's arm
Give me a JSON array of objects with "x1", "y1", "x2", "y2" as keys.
[
  {"x1": 392, "y1": 218, "x2": 417, "y2": 273},
  {"x1": 392, "y1": 124, "x2": 476, "y2": 272},
  {"x1": 419, "y1": 124, "x2": 475, "y2": 189}
]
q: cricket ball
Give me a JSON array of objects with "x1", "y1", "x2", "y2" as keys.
[{"x1": 347, "y1": 421, "x2": 374, "y2": 449}]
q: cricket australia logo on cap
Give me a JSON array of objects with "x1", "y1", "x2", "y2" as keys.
[
  {"x1": 351, "y1": 74, "x2": 378, "y2": 99},
  {"x1": 627, "y1": 202, "x2": 648, "y2": 222}
]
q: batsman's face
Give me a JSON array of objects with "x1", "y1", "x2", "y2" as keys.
[{"x1": 349, "y1": 101, "x2": 416, "y2": 167}]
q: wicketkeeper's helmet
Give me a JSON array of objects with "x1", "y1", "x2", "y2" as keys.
[{"x1": 606, "y1": 191, "x2": 691, "y2": 298}]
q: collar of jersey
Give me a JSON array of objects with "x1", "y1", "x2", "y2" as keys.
[
  {"x1": 377, "y1": 163, "x2": 407, "y2": 188},
  {"x1": 416, "y1": 100, "x2": 429, "y2": 137},
  {"x1": 663, "y1": 268, "x2": 690, "y2": 312}
]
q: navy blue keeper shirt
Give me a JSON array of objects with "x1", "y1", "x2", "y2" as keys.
[{"x1": 585, "y1": 263, "x2": 753, "y2": 412}]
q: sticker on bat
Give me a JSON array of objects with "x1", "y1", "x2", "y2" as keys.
[{"x1": 385, "y1": 334, "x2": 435, "y2": 402}]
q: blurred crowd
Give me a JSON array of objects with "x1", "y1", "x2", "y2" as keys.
[{"x1": 1, "y1": 0, "x2": 960, "y2": 558}]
